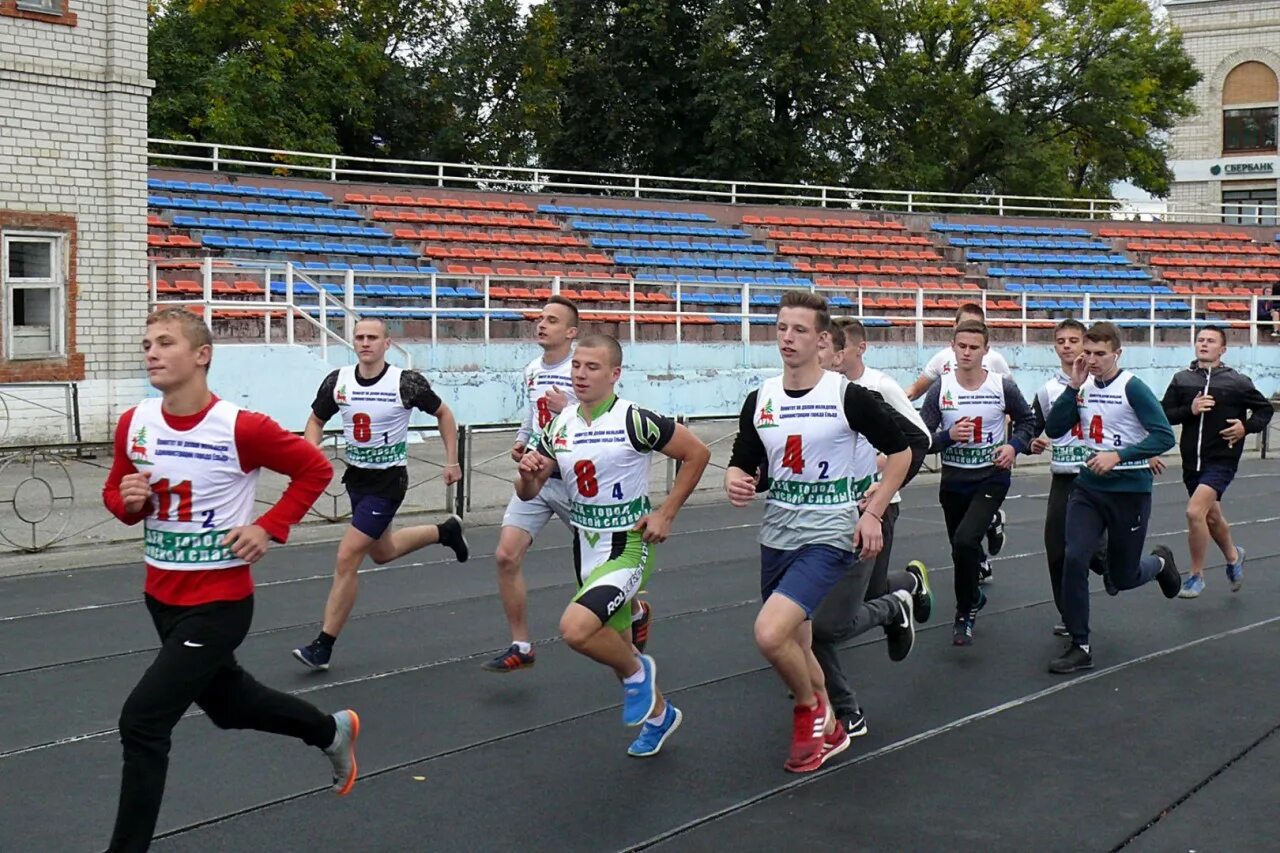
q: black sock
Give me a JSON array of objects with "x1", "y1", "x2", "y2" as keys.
[
  {"x1": 438, "y1": 516, "x2": 460, "y2": 543},
  {"x1": 316, "y1": 631, "x2": 337, "y2": 648}
]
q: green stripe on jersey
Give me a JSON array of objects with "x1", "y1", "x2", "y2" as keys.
[
  {"x1": 571, "y1": 495, "x2": 651, "y2": 529},
  {"x1": 144, "y1": 528, "x2": 235, "y2": 566},
  {"x1": 347, "y1": 441, "x2": 408, "y2": 465},
  {"x1": 768, "y1": 478, "x2": 852, "y2": 506}
]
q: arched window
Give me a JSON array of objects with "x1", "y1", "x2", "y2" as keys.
[{"x1": 1222, "y1": 62, "x2": 1278, "y2": 154}]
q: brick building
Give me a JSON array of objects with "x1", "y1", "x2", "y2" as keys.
[
  {"x1": 0, "y1": 0, "x2": 151, "y2": 443},
  {"x1": 1167, "y1": 0, "x2": 1280, "y2": 224}
]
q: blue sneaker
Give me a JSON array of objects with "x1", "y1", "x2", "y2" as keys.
[
  {"x1": 292, "y1": 640, "x2": 332, "y2": 671},
  {"x1": 622, "y1": 654, "x2": 657, "y2": 726},
  {"x1": 627, "y1": 703, "x2": 683, "y2": 757},
  {"x1": 1226, "y1": 545, "x2": 1245, "y2": 592},
  {"x1": 1177, "y1": 574, "x2": 1205, "y2": 599}
]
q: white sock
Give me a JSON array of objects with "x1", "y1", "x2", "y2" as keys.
[
  {"x1": 622, "y1": 663, "x2": 646, "y2": 685},
  {"x1": 513, "y1": 641, "x2": 532, "y2": 654},
  {"x1": 645, "y1": 706, "x2": 667, "y2": 725},
  {"x1": 1080, "y1": 644, "x2": 1091, "y2": 654}
]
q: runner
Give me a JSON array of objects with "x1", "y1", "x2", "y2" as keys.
[
  {"x1": 1160, "y1": 325, "x2": 1272, "y2": 598},
  {"x1": 484, "y1": 296, "x2": 652, "y2": 672},
  {"x1": 292, "y1": 318, "x2": 468, "y2": 671},
  {"x1": 905, "y1": 302, "x2": 1011, "y2": 583},
  {"x1": 725, "y1": 291, "x2": 914, "y2": 773},
  {"x1": 1027, "y1": 319, "x2": 1110, "y2": 635},
  {"x1": 1045, "y1": 321, "x2": 1180, "y2": 674},
  {"x1": 920, "y1": 320, "x2": 1035, "y2": 646},
  {"x1": 102, "y1": 308, "x2": 359, "y2": 852},
  {"x1": 811, "y1": 318, "x2": 933, "y2": 736},
  {"x1": 516, "y1": 334, "x2": 710, "y2": 757}
]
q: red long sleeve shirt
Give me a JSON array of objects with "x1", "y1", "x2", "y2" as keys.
[{"x1": 102, "y1": 395, "x2": 333, "y2": 606}]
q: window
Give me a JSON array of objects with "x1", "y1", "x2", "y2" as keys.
[
  {"x1": 0, "y1": 0, "x2": 76, "y2": 25},
  {"x1": 16, "y1": 0, "x2": 57, "y2": 11},
  {"x1": 1222, "y1": 188, "x2": 1278, "y2": 227},
  {"x1": 1223, "y1": 107, "x2": 1279, "y2": 153},
  {"x1": 3, "y1": 234, "x2": 65, "y2": 359}
]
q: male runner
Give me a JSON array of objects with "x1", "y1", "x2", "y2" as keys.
[
  {"x1": 810, "y1": 319, "x2": 932, "y2": 736},
  {"x1": 1028, "y1": 319, "x2": 1111, "y2": 635},
  {"x1": 103, "y1": 309, "x2": 359, "y2": 852},
  {"x1": 1046, "y1": 321, "x2": 1179, "y2": 674},
  {"x1": 485, "y1": 296, "x2": 652, "y2": 671},
  {"x1": 516, "y1": 334, "x2": 710, "y2": 757},
  {"x1": 1161, "y1": 326, "x2": 1272, "y2": 598},
  {"x1": 920, "y1": 320, "x2": 1035, "y2": 646},
  {"x1": 726, "y1": 291, "x2": 914, "y2": 773},
  {"x1": 905, "y1": 302, "x2": 1011, "y2": 581},
  {"x1": 293, "y1": 317, "x2": 468, "y2": 670}
]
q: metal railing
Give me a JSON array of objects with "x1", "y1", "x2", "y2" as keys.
[{"x1": 148, "y1": 138, "x2": 1280, "y2": 225}]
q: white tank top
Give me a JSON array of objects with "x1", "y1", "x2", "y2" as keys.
[
  {"x1": 129, "y1": 398, "x2": 259, "y2": 571},
  {"x1": 754, "y1": 371, "x2": 858, "y2": 510},
  {"x1": 335, "y1": 364, "x2": 411, "y2": 469},
  {"x1": 1076, "y1": 371, "x2": 1149, "y2": 470},
  {"x1": 525, "y1": 353, "x2": 576, "y2": 432},
  {"x1": 544, "y1": 398, "x2": 654, "y2": 532},
  {"x1": 939, "y1": 371, "x2": 1007, "y2": 468},
  {"x1": 1038, "y1": 373, "x2": 1092, "y2": 474}
]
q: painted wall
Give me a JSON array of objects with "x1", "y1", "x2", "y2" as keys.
[{"x1": 201, "y1": 341, "x2": 1280, "y2": 432}]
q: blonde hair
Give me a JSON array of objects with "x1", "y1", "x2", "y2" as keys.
[{"x1": 147, "y1": 307, "x2": 213, "y2": 369}]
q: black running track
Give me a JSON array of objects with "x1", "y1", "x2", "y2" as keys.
[{"x1": 3, "y1": 465, "x2": 1278, "y2": 852}]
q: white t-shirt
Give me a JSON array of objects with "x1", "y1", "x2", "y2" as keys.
[
  {"x1": 854, "y1": 366, "x2": 928, "y2": 440},
  {"x1": 922, "y1": 346, "x2": 1010, "y2": 381}
]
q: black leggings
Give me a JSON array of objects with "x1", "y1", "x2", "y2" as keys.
[
  {"x1": 939, "y1": 485, "x2": 1008, "y2": 612},
  {"x1": 109, "y1": 595, "x2": 335, "y2": 852}
]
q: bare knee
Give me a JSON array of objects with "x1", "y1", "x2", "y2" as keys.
[
  {"x1": 754, "y1": 616, "x2": 793, "y2": 661},
  {"x1": 495, "y1": 544, "x2": 524, "y2": 575},
  {"x1": 559, "y1": 609, "x2": 598, "y2": 651}
]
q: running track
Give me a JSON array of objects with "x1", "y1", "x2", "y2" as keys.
[{"x1": 1, "y1": 465, "x2": 1277, "y2": 851}]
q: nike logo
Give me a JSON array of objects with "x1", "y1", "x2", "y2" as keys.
[
  {"x1": 1130, "y1": 525, "x2": 1141, "y2": 532},
  {"x1": 370, "y1": 511, "x2": 384, "y2": 516},
  {"x1": 183, "y1": 640, "x2": 205, "y2": 648}
]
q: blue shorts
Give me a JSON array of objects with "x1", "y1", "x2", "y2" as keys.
[
  {"x1": 1183, "y1": 464, "x2": 1236, "y2": 500},
  {"x1": 348, "y1": 489, "x2": 403, "y2": 539},
  {"x1": 760, "y1": 544, "x2": 856, "y2": 618}
]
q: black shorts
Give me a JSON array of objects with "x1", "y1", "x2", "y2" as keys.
[{"x1": 1183, "y1": 463, "x2": 1236, "y2": 500}]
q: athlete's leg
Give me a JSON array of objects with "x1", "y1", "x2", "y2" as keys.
[
  {"x1": 811, "y1": 559, "x2": 873, "y2": 720},
  {"x1": 1045, "y1": 474, "x2": 1073, "y2": 618},
  {"x1": 755, "y1": 593, "x2": 817, "y2": 706},
  {"x1": 560, "y1": 602, "x2": 645, "y2": 679},
  {"x1": 1206, "y1": 500, "x2": 1239, "y2": 564},
  {"x1": 367, "y1": 514, "x2": 467, "y2": 565},
  {"x1": 494, "y1": 525, "x2": 536, "y2": 644},
  {"x1": 1061, "y1": 486, "x2": 1107, "y2": 646},
  {"x1": 321, "y1": 524, "x2": 379, "y2": 637}
]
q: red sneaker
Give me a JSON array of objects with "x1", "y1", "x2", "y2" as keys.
[{"x1": 783, "y1": 700, "x2": 827, "y2": 773}]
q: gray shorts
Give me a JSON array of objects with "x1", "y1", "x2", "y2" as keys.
[{"x1": 501, "y1": 475, "x2": 572, "y2": 538}]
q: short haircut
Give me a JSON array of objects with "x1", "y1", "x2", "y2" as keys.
[
  {"x1": 1196, "y1": 325, "x2": 1227, "y2": 345},
  {"x1": 147, "y1": 307, "x2": 213, "y2": 369},
  {"x1": 575, "y1": 333, "x2": 623, "y2": 368},
  {"x1": 952, "y1": 319, "x2": 989, "y2": 346},
  {"x1": 779, "y1": 289, "x2": 831, "y2": 333},
  {"x1": 1084, "y1": 321, "x2": 1123, "y2": 351},
  {"x1": 545, "y1": 294, "x2": 579, "y2": 328},
  {"x1": 956, "y1": 302, "x2": 985, "y2": 321},
  {"x1": 354, "y1": 316, "x2": 388, "y2": 336},
  {"x1": 833, "y1": 317, "x2": 866, "y2": 345},
  {"x1": 827, "y1": 324, "x2": 846, "y2": 350},
  {"x1": 1054, "y1": 318, "x2": 1086, "y2": 336}
]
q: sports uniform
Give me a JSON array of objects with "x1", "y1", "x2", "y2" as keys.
[
  {"x1": 503, "y1": 352, "x2": 575, "y2": 538},
  {"x1": 921, "y1": 346, "x2": 1011, "y2": 382}
]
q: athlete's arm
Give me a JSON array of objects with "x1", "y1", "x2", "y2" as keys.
[
  {"x1": 638, "y1": 423, "x2": 710, "y2": 542},
  {"x1": 1118, "y1": 379, "x2": 1176, "y2": 462},
  {"x1": 516, "y1": 428, "x2": 556, "y2": 500},
  {"x1": 1160, "y1": 373, "x2": 1195, "y2": 425},
  {"x1": 433, "y1": 402, "x2": 461, "y2": 485},
  {"x1": 1028, "y1": 395, "x2": 1050, "y2": 454},
  {"x1": 303, "y1": 413, "x2": 327, "y2": 448},
  {"x1": 1002, "y1": 376, "x2": 1036, "y2": 454},
  {"x1": 101, "y1": 408, "x2": 151, "y2": 525},
  {"x1": 1044, "y1": 382, "x2": 1082, "y2": 439},
  {"x1": 877, "y1": 376, "x2": 930, "y2": 440},
  {"x1": 905, "y1": 350, "x2": 945, "y2": 400},
  {"x1": 514, "y1": 365, "x2": 536, "y2": 451},
  {"x1": 726, "y1": 392, "x2": 764, "y2": 506},
  {"x1": 236, "y1": 412, "x2": 334, "y2": 544},
  {"x1": 1240, "y1": 377, "x2": 1274, "y2": 434},
  {"x1": 307, "y1": 370, "x2": 340, "y2": 447},
  {"x1": 919, "y1": 380, "x2": 953, "y2": 453}
]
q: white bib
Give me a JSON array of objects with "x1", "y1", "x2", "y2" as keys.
[
  {"x1": 1038, "y1": 373, "x2": 1092, "y2": 474},
  {"x1": 1076, "y1": 372, "x2": 1149, "y2": 470},
  {"x1": 754, "y1": 372, "x2": 858, "y2": 509},
  {"x1": 524, "y1": 353, "x2": 576, "y2": 432},
  {"x1": 335, "y1": 364, "x2": 411, "y2": 469},
  {"x1": 939, "y1": 371, "x2": 1007, "y2": 468},
  {"x1": 128, "y1": 398, "x2": 259, "y2": 571},
  {"x1": 545, "y1": 398, "x2": 653, "y2": 532}
]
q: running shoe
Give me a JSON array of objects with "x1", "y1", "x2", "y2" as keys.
[
  {"x1": 979, "y1": 558, "x2": 994, "y2": 585},
  {"x1": 292, "y1": 640, "x2": 332, "y2": 671},
  {"x1": 986, "y1": 509, "x2": 1007, "y2": 556},
  {"x1": 905, "y1": 560, "x2": 932, "y2": 623},
  {"x1": 840, "y1": 707, "x2": 868, "y2": 738},
  {"x1": 952, "y1": 589, "x2": 987, "y2": 647},
  {"x1": 622, "y1": 654, "x2": 657, "y2": 726},
  {"x1": 783, "y1": 700, "x2": 830, "y2": 773},
  {"x1": 632, "y1": 599, "x2": 653, "y2": 653},
  {"x1": 439, "y1": 514, "x2": 470, "y2": 563},
  {"x1": 1226, "y1": 545, "x2": 1245, "y2": 592},
  {"x1": 481, "y1": 643, "x2": 536, "y2": 672},
  {"x1": 1102, "y1": 567, "x2": 1119, "y2": 596},
  {"x1": 1152, "y1": 545, "x2": 1182, "y2": 599},
  {"x1": 324, "y1": 709, "x2": 361, "y2": 796},
  {"x1": 627, "y1": 703, "x2": 683, "y2": 757},
  {"x1": 1178, "y1": 575, "x2": 1205, "y2": 599},
  {"x1": 1049, "y1": 644, "x2": 1093, "y2": 675},
  {"x1": 885, "y1": 589, "x2": 915, "y2": 662},
  {"x1": 1052, "y1": 623, "x2": 1070, "y2": 637}
]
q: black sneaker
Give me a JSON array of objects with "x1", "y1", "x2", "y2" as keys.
[
  {"x1": 1152, "y1": 545, "x2": 1181, "y2": 599},
  {"x1": 631, "y1": 599, "x2": 652, "y2": 653},
  {"x1": 979, "y1": 558, "x2": 994, "y2": 585},
  {"x1": 1049, "y1": 643, "x2": 1093, "y2": 674},
  {"x1": 952, "y1": 588, "x2": 986, "y2": 647},
  {"x1": 1052, "y1": 623, "x2": 1070, "y2": 637},
  {"x1": 905, "y1": 560, "x2": 932, "y2": 623},
  {"x1": 840, "y1": 708, "x2": 869, "y2": 738},
  {"x1": 885, "y1": 590, "x2": 915, "y2": 662},
  {"x1": 1102, "y1": 567, "x2": 1119, "y2": 596},
  {"x1": 439, "y1": 514, "x2": 470, "y2": 563},
  {"x1": 481, "y1": 643, "x2": 536, "y2": 673},
  {"x1": 986, "y1": 509, "x2": 1007, "y2": 556},
  {"x1": 292, "y1": 640, "x2": 332, "y2": 671}
]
